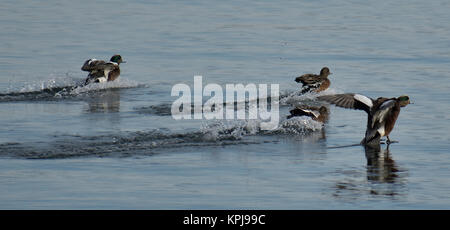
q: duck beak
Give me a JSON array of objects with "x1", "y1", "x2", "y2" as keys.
[{"x1": 122, "y1": 61, "x2": 127, "y2": 63}]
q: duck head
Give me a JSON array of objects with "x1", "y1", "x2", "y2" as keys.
[
  {"x1": 320, "y1": 67, "x2": 331, "y2": 77},
  {"x1": 319, "y1": 106, "x2": 328, "y2": 114},
  {"x1": 110, "y1": 54, "x2": 126, "y2": 64},
  {"x1": 397, "y1": 95, "x2": 410, "y2": 107}
]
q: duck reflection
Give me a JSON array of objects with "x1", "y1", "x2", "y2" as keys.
[
  {"x1": 332, "y1": 143, "x2": 407, "y2": 199},
  {"x1": 85, "y1": 89, "x2": 121, "y2": 113},
  {"x1": 365, "y1": 144, "x2": 399, "y2": 184}
]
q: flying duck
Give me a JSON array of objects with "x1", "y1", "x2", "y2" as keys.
[
  {"x1": 317, "y1": 94, "x2": 410, "y2": 145},
  {"x1": 81, "y1": 54, "x2": 126, "y2": 85},
  {"x1": 295, "y1": 67, "x2": 332, "y2": 93},
  {"x1": 287, "y1": 105, "x2": 329, "y2": 123}
]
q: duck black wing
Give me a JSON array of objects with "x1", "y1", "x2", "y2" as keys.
[
  {"x1": 82, "y1": 59, "x2": 111, "y2": 85},
  {"x1": 288, "y1": 106, "x2": 320, "y2": 119},
  {"x1": 370, "y1": 99, "x2": 397, "y2": 128},
  {"x1": 81, "y1": 59, "x2": 106, "y2": 72},
  {"x1": 317, "y1": 93, "x2": 374, "y2": 114},
  {"x1": 295, "y1": 73, "x2": 320, "y2": 85}
]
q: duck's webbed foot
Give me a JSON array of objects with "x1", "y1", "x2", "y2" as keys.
[{"x1": 384, "y1": 136, "x2": 398, "y2": 145}]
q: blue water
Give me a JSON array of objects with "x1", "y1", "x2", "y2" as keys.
[{"x1": 1, "y1": 0, "x2": 450, "y2": 209}]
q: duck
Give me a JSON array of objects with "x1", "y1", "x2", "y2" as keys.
[
  {"x1": 317, "y1": 93, "x2": 410, "y2": 145},
  {"x1": 81, "y1": 54, "x2": 126, "y2": 85},
  {"x1": 287, "y1": 105, "x2": 329, "y2": 123},
  {"x1": 295, "y1": 67, "x2": 332, "y2": 93}
]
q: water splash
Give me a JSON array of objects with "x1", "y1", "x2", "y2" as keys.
[
  {"x1": 274, "y1": 116, "x2": 323, "y2": 134},
  {"x1": 70, "y1": 78, "x2": 141, "y2": 95},
  {"x1": 280, "y1": 88, "x2": 342, "y2": 106},
  {"x1": 0, "y1": 115, "x2": 324, "y2": 159},
  {"x1": 199, "y1": 116, "x2": 323, "y2": 141},
  {"x1": 200, "y1": 120, "x2": 260, "y2": 141},
  {"x1": 0, "y1": 74, "x2": 142, "y2": 102},
  {"x1": 1, "y1": 73, "x2": 76, "y2": 94}
]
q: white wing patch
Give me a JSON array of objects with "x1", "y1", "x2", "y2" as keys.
[
  {"x1": 103, "y1": 69, "x2": 111, "y2": 79},
  {"x1": 302, "y1": 109, "x2": 320, "y2": 118},
  {"x1": 88, "y1": 59, "x2": 97, "y2": 65},
  {"x1": 376, "y1": 110, "x2": 389, "y2": 124},
  {"x1": 354, "y1": 94, "x2": 373, "y2": 108},
  {"x1": 97, "y1": 77, "x2": 107, "y2": 83},
  {"x1": 377, "y1": 125, "x2": 386, "y2": 137},
  {"x1": 372, "y1": 100, "x2": 395, "y2": 127},
  {"x1": 310, "y1": 110, "x2": 320, "y2": 118},
  {"x1": 380, "y1": 100, "x2": 395, "y2": 109}
]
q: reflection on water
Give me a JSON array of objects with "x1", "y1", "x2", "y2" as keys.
[
  {"x1": 333, "y1": 144, "x2": 407, "y2": 200},
  {"x1": 305, "y1": 128, "x2": 327, "y2": 144},
  {"x1": 364, "y1": 144, "x2": 407, "y2": 196},
  {"x1": 365, "y1": 144, "x2": 398, "y2": 184},
  {"x1": 84, "y1": 89, "x2": 121, "y2": 113}
]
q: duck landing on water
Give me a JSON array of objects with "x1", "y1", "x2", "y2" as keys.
[
  {"x1": 287, "y1": 105, "x2": 329, "y2": 123},
  {"x1": 295, "y1": 67, "x2": 332, "y2": 94},
  {"x1": 81, "y1": 54, "x2": 126, "y2": 85},
  {"x1": 318, "y1": 93, "x2": 411, "y2": 146}
]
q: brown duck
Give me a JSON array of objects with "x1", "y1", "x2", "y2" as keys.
[
  {"x1": 318, "y1": 94, "x2": 410, "y2": 145},
  {"x1": 82, "y1": 54, "x2": 126, "y2": 85},
  {"x1": 287, "y1": 105, "x2": 329, "y2": 123},
  {"x1": 295, "y1": 67, "x2": 332, "y2": 93}
]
